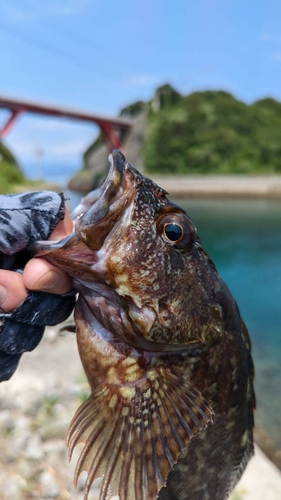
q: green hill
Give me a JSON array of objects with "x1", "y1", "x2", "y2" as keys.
[
  {"x1": 143, "y1": 88, "x2": 281, "y2": 175},
  {"x1": 0, "y1": 141, "x2": 26, "y2": 193}
]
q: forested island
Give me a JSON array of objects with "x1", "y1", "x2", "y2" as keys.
[
  {"x1": 131, "y1": 85, "x2": 281, "y2": 175},
  {"x1": 69, "y1": 85, "x2": 281, "y2": 191}
]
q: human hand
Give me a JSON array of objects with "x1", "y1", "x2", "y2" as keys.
[
  {"x1": 0, "y1": 191, "x2": 77, "y2": 382},
  {"x1": 0, "y1": 211, "x2": 74, "y2": 312}
]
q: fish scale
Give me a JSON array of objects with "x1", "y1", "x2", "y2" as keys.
[{"x1": 33, "y1": 150, "x2": 255, "y2": 500}]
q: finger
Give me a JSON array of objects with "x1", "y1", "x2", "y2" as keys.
[
  {"x1": 23, "y1": 258, "x2": 73, "y2": 295},
  {"x1": 50, "y1": 211, "x2": 74, "y2": 240},
  {"x1": 0, "y1": 270, "x2": 28, "y2": 312}
]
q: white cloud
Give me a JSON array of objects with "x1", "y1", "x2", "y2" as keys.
[
  {"x1": 13, "y1": 139, "x2": 87, "y2": 158},
  {"x1": 51, "y1": 140, "x2": 89, "y2": 157},
  {"x1": 272, "y1": 53, "x2": 281, "y2": 63},
  {"x1": 260, "y1": 31, "x2": 270, "y2": 42},
  {"x1": 1, "y1": 0, "x2": 94, "y2": 22},
  {"x1": 259, "y1": 31, "x2": 281, "y2": 44},
  {"x1": 26, "y1": 119, "x2": 85, "y2": 131},
  {"x1": 48, "y1": 0, "x2": 93, "y2": 17},
  {"x1": 1, "y1": 4, "x2": 25, "y2": 22},
  {"x1": 6, "y1": 135, "x2": 91, "y2": 166},
  {"x1": 125, "y1": 74, "x2": 162, "y2": 88}
]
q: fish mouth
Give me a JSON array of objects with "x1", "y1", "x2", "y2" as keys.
[
  {"x1": 75, "y1": 149, "x2": 135, "y2": 251},
  {"x1": 30, "y1": 150, "x2": 135, "y2": 256}
]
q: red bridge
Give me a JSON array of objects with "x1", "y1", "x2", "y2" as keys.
[{"x1": 0, "y1": 95, "x2": 132, "y2": 151}]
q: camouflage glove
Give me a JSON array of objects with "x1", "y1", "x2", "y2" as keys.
[{"x1": 0, "y1": 191, "x2": 76, "y2": 382}]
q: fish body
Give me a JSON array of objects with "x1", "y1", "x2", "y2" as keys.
[{"x1": 33, "y1": 151, "x2": 254, "y2": 500}]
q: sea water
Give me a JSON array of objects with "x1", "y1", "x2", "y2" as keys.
[{"x1": 178, "y1": 198, "x2": 281, "y2": 449}]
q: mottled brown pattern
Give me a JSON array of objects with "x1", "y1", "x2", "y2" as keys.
[{"x1": 34, "y1": 150, "x2": 255, "y2": 500}]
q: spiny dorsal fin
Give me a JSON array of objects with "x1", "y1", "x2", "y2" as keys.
[{"x1": 67, "y1": 366, "x2": 214, "y2": 500}]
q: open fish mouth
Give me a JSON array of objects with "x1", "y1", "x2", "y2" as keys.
[
  {"x1": 30, "y1": 150, "x2": 135, "y2": 256},
  {"x1": 74, "y1": 150, "x2": 136, "y2": 251},
  {"x1": 72, "y1": 148, "x2": 126, "y2": 220}
]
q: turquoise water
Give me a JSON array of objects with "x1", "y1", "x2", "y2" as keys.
[
  {"x1": 69, "y1": 192, "x2": 281, "y2": 448},
  {"x1": 177, "y1": 198, "x2": 281, "y2": 448}
]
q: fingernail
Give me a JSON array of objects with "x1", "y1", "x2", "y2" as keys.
[
  {"x1": 33, "y1": 270, "x2": 62, "y2": 291},
  {"x1": 0, "y1": 285, "x2": 7, "y2": 306}
]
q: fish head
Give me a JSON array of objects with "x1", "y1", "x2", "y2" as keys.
[{"x1": 34, "y1": 150, "x2": 225, "y2": 352}]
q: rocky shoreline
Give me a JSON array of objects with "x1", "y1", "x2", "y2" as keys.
[{"x1": 0, "y1": 324, "x2": 280, "y2": 500}]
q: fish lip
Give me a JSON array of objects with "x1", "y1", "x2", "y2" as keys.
[
  {"x1": 30, "y1": 150, "x2": 131, "y2": 257},
  {"x1": 100, "y1": 149, "x2": 130, "y2": 204},
  {"x1": 75, "y1": 150, "x2": 126, "y2": 229},
  {"x1": 28, "y1": 232, "x2": 79, "y2": 256},
  {"x1": 107, "y1": 149, "x2": 126, "y2": 192},
  {"x1": 70, "y1": 150, "x2": 126, "y2": 222},
  {"x1": 73, "y1": 150, "x2": 137, "y2": 251}
]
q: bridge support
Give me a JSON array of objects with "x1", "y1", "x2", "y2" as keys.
[
  {"x1": 99, "y1": 122, "x2": 123, "y2": 151},
  {"x1": 0, "y1": 109, "x2": 23, "y2": 139}
]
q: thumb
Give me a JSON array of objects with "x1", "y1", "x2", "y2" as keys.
[{"x1": 23, "y1": 258, "x2": 73, "y2": 295}]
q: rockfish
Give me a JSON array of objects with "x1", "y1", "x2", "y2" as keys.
[{"x1": 33, "y1": 150, "x2": 255, "y2": 500}]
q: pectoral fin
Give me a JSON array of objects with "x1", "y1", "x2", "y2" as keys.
[{"x1": 67, "y1": 366, "x2": 213, "y2": 500}]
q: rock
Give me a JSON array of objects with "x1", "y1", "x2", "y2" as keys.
[
  {"x1": 9, "y1": 430, "x2": 31, "y2": 458},
  {"x1": 76, "y1": 470, "x2": 102, "y2": 498},
  {"x1": 231, "y1": 445, "x2": 281, "y2": 500},
  {"x1": 0, "y1": 409, "x2": 14, "y2": 431},
  {"x1": 38, "y1": 469, "x2": 60, "y2": 498},
  {"x1": 42, "y1": 438, "x2": 67, "y2": 463},
  {"x1": 0, "y1": 474, "x2": 27, "y2": 500},
  {"x1": 76, "y1": 470, "x2": 88, "y2": 491},
  {"x1": 25, "y1": 433, "x2": 44, "y2": 460},
  {"x1": 44, "y1": 326, "x2": 60, "y2": 343}
]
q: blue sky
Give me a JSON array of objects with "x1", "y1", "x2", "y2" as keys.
[{"x1": 0, "y1": 0, "x2": 281, "y2": 181}]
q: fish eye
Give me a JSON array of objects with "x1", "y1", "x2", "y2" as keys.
[
  {"x1": 164, "y1": 223, "x2": 183, "y2": 242},
  {"x1": 156, "y1": 213, "x2": 195, "y2": 251}
]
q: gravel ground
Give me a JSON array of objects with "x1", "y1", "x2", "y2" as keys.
[
  {"x1": 0, "y1": 325, "x2": 280, "y2": 500},
  {"x1": 0, "y1": 325, "x2": 96, "y2": 500},
  {"x1": 232, "y1": 446, "x2": 281, "y2": 500}
]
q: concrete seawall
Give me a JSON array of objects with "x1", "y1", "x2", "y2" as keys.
[{"x1": 149, "y1": 174, "x2": 281, "y2": 199}]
